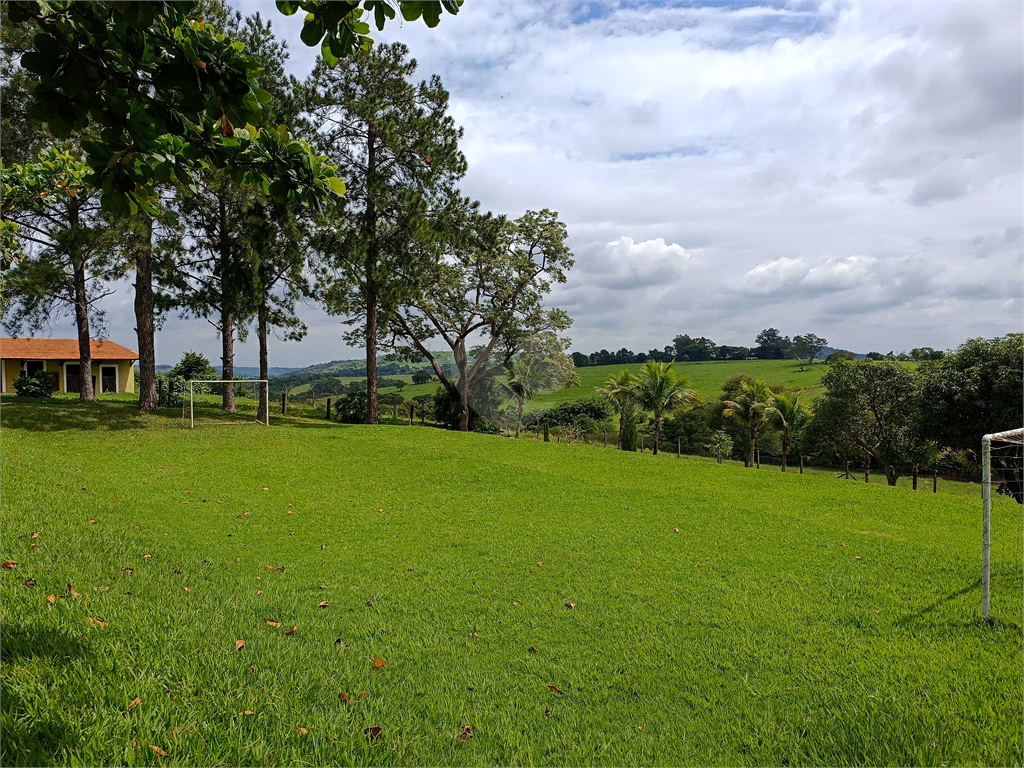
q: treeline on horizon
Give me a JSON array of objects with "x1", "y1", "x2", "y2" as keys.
[{"x1": 572, "y1": 328, "x2": 949, "y2": 367}]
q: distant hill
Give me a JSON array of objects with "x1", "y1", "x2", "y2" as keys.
[{"x1": 267, "y1": 353, "x2": 456, "y2": 393}]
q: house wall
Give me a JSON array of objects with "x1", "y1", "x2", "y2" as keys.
[{"x1": 1, "y1": 359, "x2": 136, "y2": 394}]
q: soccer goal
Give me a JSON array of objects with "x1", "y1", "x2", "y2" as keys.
[
  {"x1": 186, "y1": 380, "x2": 270, "y2": 428},
  {"x1": 981, "y1": 427, "x2": 1023, "y2": 619}
]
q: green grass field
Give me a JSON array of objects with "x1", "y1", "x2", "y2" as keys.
[{"x1": 1, "y1": 395, "x2": 1021, "y2": 766}]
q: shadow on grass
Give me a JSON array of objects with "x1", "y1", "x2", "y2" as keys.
[
  {"x1": 895, "y1": 571, "x2": 1024, "y2": 633},
  {"x1": 0, "y1": 622, "x2": 91, "y2": 663}
]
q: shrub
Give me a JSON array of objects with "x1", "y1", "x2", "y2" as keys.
[
  {"x1": 13, "y1": 372, "x2": 53, "y2": 398},
  {"x1": 334, "y1": 391, "x2": 367, "y2": 423},
  {"x1": 536, "y1": 396, "x2": 612, "y2": 427}
]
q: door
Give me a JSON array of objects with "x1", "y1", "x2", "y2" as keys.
[
  {"x1": 101, "y1": 365, "x2": 117, "y2": 393},
  {"x1": 65, "y1": 363, "x2": 81, "y2": 393}
]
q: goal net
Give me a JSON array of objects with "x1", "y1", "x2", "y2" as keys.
[
  {"x1": 981, "y1": 427, "x2": 1023, "y2": 619},
  {"x1": 186, "y1": 380, "x2": 269, "y2": 428}
]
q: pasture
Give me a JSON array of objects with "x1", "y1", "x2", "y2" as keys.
[{"x1": 1, "y1": 395, "x2": 1020, "y2": 766}]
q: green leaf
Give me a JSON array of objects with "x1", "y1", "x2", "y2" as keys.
[
  {"x1": 401, "y1": 2, "x2": 424, "y2": 22},
  {"x1": 327, "y1": 176, "x2": 346, "y2": 195},
  {"x1": 276, "y1": 0, "x2": 299, "y2": 15},
  {"x1": 253, "y1": 88, "x2": 273, "y2": 105},
  {"x1": 300, "y1": 17, "x2": 325, "y2": 47},
  {"x1": 421, "y1": 2, "x2": 442, "y2": 27},
  {"x1": 320, "y1": 36, "x2": 339, "y2": 66}
]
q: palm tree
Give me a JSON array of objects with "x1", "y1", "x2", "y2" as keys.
[
  {"x1": 596, "y1": 368, "x2": 639, "y2": 449},
  {"x1": 632, "y1": 361, "x2": 700, "y2": 455},
  {"x1": 767, "y1": 391, "x2": 807, "y2": 472},
  {"x1": 503, "y1": 357, "x2": 547, "y2": 438},
  {"x1": 723, "y1": 379, "x2": 773, "y2": 467}
]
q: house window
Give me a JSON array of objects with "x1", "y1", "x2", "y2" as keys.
[
  {"x1": 100, "y1": 365, "x2": 117, "y2": 393},
  {"x1": 24, "y1": 360, "x2": 44, "y2": 376}
]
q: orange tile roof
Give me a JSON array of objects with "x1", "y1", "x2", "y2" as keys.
[{"x1": 0, "y1": 338, "x2": 139, "y2": 361}]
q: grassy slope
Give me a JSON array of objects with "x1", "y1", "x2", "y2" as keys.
[{"x1": 1, "y1": 396, "x2": 1020, "y2": 767}]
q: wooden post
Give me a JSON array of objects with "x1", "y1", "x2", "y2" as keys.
[
  {"x1": 409, "y1": 404, "x2": 414, "y2": 425},
  {"x1": 845, "y1": 461, "x2": 850, "y2": 480},
  {"x1": 543, "y1": 421, "x2": 549, "y2": 442},
  {"x1": 326, "y1": 397, "x2": 331, "y2": 420},
  {"x1": 755, "y1": 449, "x2": 760, "y2": 469},
  {"x1": 281, "y1": 392, "x2": 287, "y2": 415},
  {"x1": 536, "y1": 423, "x2": 541, "y2": 440},
  {"x1": 311, "y1": 389, "x2": 316, "y2": 409},
  {"x1": 717, "y1": 448, "x2": 722, "y2": 464},
  {"x1": 799, "y1": 455, "x2": 804, "y2": 474},
  {"x1": 158, "y1": 378, "x2": 164, "y2": 407},
  {"x1": 912, "y1": 464, "x2": 918, "y2": 490},
  {"x1": 933, "y1": 470, "x2": 938, "y2": 493},
  {"x1": 557, "y1": 434, "x2": 560, "y2": 444},
  {"x1": 677, "y1": 439, "x2": 681, "y2": 458},
  {"x1": 864, "y1": 454, "x2": 870, "y2": 484}
]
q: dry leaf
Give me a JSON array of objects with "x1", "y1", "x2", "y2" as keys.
[
  {"x1": 256, "y1": 590, "x2": 263, "y2": 595},
  {"x1": 365, "y1": 600, "x2": 375, "y2": 606},
  {"x1": 235, "y1": 558, "x2": 241, "y2": 563},
  {"x1": 24, "y1": 577, "x2": 36, "y2": 588},
  {"x1": 46, "y1": 593, "x2": 58, "y2": 604},
  {"x1": 673, "y1": 528, "x2": 680, "y2": 533},
  {"x1": 469, "y1": 632, "x2": 479, "y2": 638},
  {"x1": 68, "y1": 585, "x2": 80, "y2": 598},
  {"x1": 31, "y1": 531, "x2": 39, "y2": 539},
  {"x1": 263, "y1": 487, "x2": 269, "y2": 491},
  {"x1": 855, "y1": 556, "x2": 863, "y2": 560},
  {"x1": 99, "y1": 586, "x2": 110, "y2": 593},
  {"x1": 173, "y1": 568, "x2": 182, "y2": 575},
  {"x1": 85, "y1": 617, "x2": 109, "y2": 628},
  {"x1": 319, "y1": 585, "x2": 328, "y2": 590},
  {"x1": 364, "y1": 726, "x2": 382, "y2": 742},
  {"x1": 182, "y1": 587, "x2": 191, "y2": 593},
  {"x1": 127, "y1": 696, "x2": 143, "y2": 713},
  {"x1": 234, "y1": 639, "x2": 246, "y2": 652},
  {"x1": 373, "y1": 658, "x2": 386, "y2": 669},
  {"x1": 266, "y1": 618, "x2": 282, "y2": 628},
  {"x1": 537, "y1": 562, "x2": 543, "y2": 567},
  {"x1": 87, "y1": 518, "x2": 96, "y2": 524},
  {"x1": 357, "y1": 690, "x2": 368, "y2": 701},
  {"x1": 529, "y1": 646, "x2": 538, "y2": 653},
  {"x1": 457, "y1": 725, "x2": 473, "y2": 743},
  {"x1": 565, "y1": 602, "x2": 576, "y2": 610},
  {"x1": 143, "y1": 554, "x2": 152, "y2": 560},
  {"x1": 545, "y1": 707, "x2": 552, "y2": 718},
  {"x1": 242, "y1": 710, "x2": 255, "y2": 716},
  {"x1": 285, "y1": 626, "x2": 297, "y2": 636},
  {"x1": 320, "y1": 544, "x2": 327, "y2": 550},
  {"x1": 513, "y1": 601, "x2": 518, "y2": 606},
  {"x1": 267, "y1": 565, "x2": 285, "y2": 573},
  {"x1": 547, "y1": 684, "x2": 564, "y2": 694},
  {"x1": 1, "y1": 560, "x2": 19, "y2": 570},
  {"x1": 149, "y1": 745, "x2": 169, "y2": 758},
  {"x1": 122, "y1": 567, "x2": 134, "y2": 575},
  {"x1": 296, "y1": 727, "x2": 308, "y2": 736},
  {"x1": 338, "y1": 691, "x2": 349, "y2": 705},
  {"x1": 334, "y1": 638, "x2": 345, "y2": 647},
  {"x1": 316, "y1": 600, "x2": 329, "y2": 609}
]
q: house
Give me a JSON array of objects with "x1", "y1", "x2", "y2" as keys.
[{"x1": 0, "y1": 338, "x2": 138, "y2": 395}]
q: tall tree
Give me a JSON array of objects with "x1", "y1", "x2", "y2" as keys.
[
  {"x1": 723, "y1": 379, "x2": 774, "y2": 467},
  {"x1": 793, "y1": 334, "x2": 828, "y2": 364},
  {"x1": 307, "y1": 42, "x2": 467, "y2": 424},
  {"x1": 1, "y1": 149, "x2": 116, "y2": 401},
  {"x1": 767, "y1": 391, "x2": 808, "y2": 472},
  {"x1": 596, "y1": 368, "x2": 640, "y2": 450},
  {"x1": 631, "y1": 361, "x2": 700, "y2": 455},
  {"x1": 813, "y1": 359, "x2": 931, "y2": 486},
  {"x1": 389, "y1": 208, "x2": 574, "y2": 431}
]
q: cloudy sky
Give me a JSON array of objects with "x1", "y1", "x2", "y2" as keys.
[{"x1": 42, "y1": 1, "x2": 1024, "y2": 366}]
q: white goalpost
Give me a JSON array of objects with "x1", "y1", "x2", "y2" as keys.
[
  {"x1": 187, "y1": 380, "x2": 270, "y2": 428},
  {"x1": 981, "y1": 427, "x2": 1024, "y2": 620}
]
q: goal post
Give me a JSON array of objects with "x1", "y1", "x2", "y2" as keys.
[
  {"x1": 981, "y1": 427, "x2": 1024, "y2": 619},
  {"x1": 188, "y1": 380, "x2": 270, "y2": 428}
]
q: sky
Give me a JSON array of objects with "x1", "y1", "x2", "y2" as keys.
[{"x1": 32, "y1": 0, "x2": 1024, "y2": 367}]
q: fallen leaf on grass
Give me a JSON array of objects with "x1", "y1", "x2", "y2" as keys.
[
  {"x1": 296, "y1": 727, "x2": 308, "y2": 736},
  {"x1": 267, "y1": 618, "x2": 282, "y2": 628},
  {"x1": 127, "y1": 696, "x2": 143, "y2": 713},
  {"x1": 373, "y1": 658, "x2": 386, "y2": 669},
  {"x1": 46, "y1": 593, "x2": 58, "y2": 604},
  {"x1": 357, "y1": 690, "x2": 367, "y2": 701},
  {"x1": 256, "y1": 590, "x2": 263, "y2": 595},
  {"x1": 285, "y1": 626, "x2": 297, "y2": 636},
  {"x1": 339, "y1": 691, "x2": 350, "y2": 705},
  {"x1": 457, "y1": 725, "x2": 473, "y2": 743},
  {"x1": 364, "y1": 726, "x2": 383, "y2": 742},
  {"x1": 122, "y1": 567, "x2": 134, "y2": 575},
  {"x1": 143, "y1": 554, "x2": 152, "y2": 560},
  {"x1": 149, "y1": 745, "x2": 169, "y2": 758},
  {"x1": 173, "y1": 568, "x2": 182, "y2": 575},
  {"x1": 529, "y1": 646, "x2": 538, "y2": 653},
  {"x1": 673, "y1": 528, "x2": 680, "y2": 533},
  {"x1": 334, "y1": 638, "x2": 345, "y2": 647},
  {"x1": 262, "y1": 487, "x2": 269, "y2": 491},
  {"x1": 547, "y1": 685, "x2": 563, "y2": 694},
  {"x1": 85, "y1": 617, "x2": 109, "y2": 628},
  {"x1": 320, "y1": 544, "x2": 327, "y2": 550},
  {"x1": 68, "y1": 584, "x2": 80, "y2": 598},
  {"x1": 267, "y1": 565, "x2": 285, "y2": 573},
  {"x1": 31, "y1": 531, "x2": 39, "y2": 539},
  {"x1": 565, "y1": 602, "x2": 576, "y2": 610},
  {"x1": 537, "y1": 562, "x2": 543, "y2": 567},
  {"x1": 855, "y1": 556, "x2": 863, "y2": 561},
  {"x1": 234, "y1": 639, "x2": 246, "y2": 652},
  {"x1": 87, "y1": 518, "x2": 96, "y2": 524},
  {"x1": 1, "y1": 561, "x2": 19, "y2": 570},
  {"x1": 545, "y1": 708, "x2": 551, "y2": 718},
  {"x1": 182, "y1": 587, "x2": 191, "y2": 593},
  {"x1": 24, "y1": 578, "x2": 36, "y2": 588},
  {"x1": 469, "y1": 632, "x2": 478, "y2": 638},
  {"x1": 365, "y1": 600, "x2": 375, "y2": 606},
  {"x1": 240, "y1": 710, "x2": 255, "y2": 717},
  {"x1": 316, "y1": 600, "x2": 329, "y2": 609},
  {"x1": 319, "y1": 585, "x2": 328, "y2": 590},
  {"x1": 513, "y1": 601, "x2": 518, "y2": 606}
]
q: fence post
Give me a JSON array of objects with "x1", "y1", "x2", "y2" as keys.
[
  {"x1": 326, "y1": 397, "x2": 331, "y2": 420},
  {"x1": 755, "y1": 449, "x2": 760, "y2": 469},
  {"x1": 677, "y1": 439, "x2": 681, "y2": 458},
  {"x1": 864, "y1": 454, "x2": 870, "y2": 484},
  {"x1": 281, "y1": 392, "x2": 287, "y2": 415},
  {"x1": 537, "y1": 423, "x2": 541, "y2": 441},
  {"x1": 933, "y1": 470, "x2": 938, "y2": 493},
  {"x1": 543, "y1": 421, "x2": 549, "y2": 442},
  {"x1": 799, "y1": 455, "x2": 804, "y2": 475},
  {"x1": 158, "y1": 378, "x2": 164, "y2": 407},
  {"x1": 912, "y1": 464, "x2": 918, "y2": 490},
  {"x1": 409, "y1": 404, "x2": 414, "y2": 425},
  {"x1": 717, "y1": 448, "x2": 722, "y2": 464}
]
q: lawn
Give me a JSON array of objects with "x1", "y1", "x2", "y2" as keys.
[{"x1": 1, "y1": 395, "x2": 1020, "y2": 767}]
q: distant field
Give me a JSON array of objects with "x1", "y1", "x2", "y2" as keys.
[{"x1": 1, "y1": 394, "x2": 1019, "y2": 766}]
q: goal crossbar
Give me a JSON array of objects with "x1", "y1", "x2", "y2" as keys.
[
  {"x1": 981, "y1": 427, "x2": 1024, "y2": 619},
  {"x1": 188, "y1": 380, "x2": 270, "y2": 428}
]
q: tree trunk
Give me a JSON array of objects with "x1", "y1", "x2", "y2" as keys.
[
  {"x1": 515, "y1": 396, "x2": 524, "y2": 438},
  {"x1": 363, "y1": 130, "x2": 380, "y2": 425},
  {"x1": 256, "y1": 302, "x2": 269, "y2": 423},
  {"x1": 652, "y1": 413, "x2": 661, "y2": 455},
  {"x1": 780, "y1": 434, "x2": 790, "y2": 472},
  {"x1": 365, "y1": 283, "x2": 379, "y2": 425},
  {"x1": 134, "y1": 218, "x2": 158, "y2": 411},
  {"x1": 746, "y1": 425, "x2": 756, "y2": 467},
  {"x1": 618, "y1": 409, "x2": 625, "y2": 449},
  {"x1": 912, "y1": 464, "x2": 919, "y2": 491},
  {"x1": 221, "y1": 308, "x2": 236, "y2": 412},
  {"x1": 457, "y1": 376, "x2": 470, "y2": 432},
  {"x1": 72, "y1": 257, "x2": 95, "y2": 402},
  {"x1": 885, "y1": 464, "x2": 899, "y2": 487}
]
